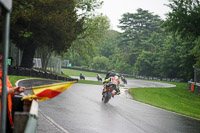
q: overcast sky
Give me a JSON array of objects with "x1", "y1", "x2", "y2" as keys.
[{"x1": 96, "y1": 0, "x2": 171, "y2": 32}]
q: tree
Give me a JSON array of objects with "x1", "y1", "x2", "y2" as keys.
[
  {"x1": 69, "y1": 14, "x2": 110, "y2": 56},
  {"x1": 134, "y1": 50, "x2": 154, "y2": 76},
  {"x1": 114, "y1": 59, "x2": 132, "y2": 74},
  {"x1": 66, "y1": 14, "x2": 110, "y2": 68},
  {"x1": 11, "y1": 0, "x2": 85, "y2": 68},
  {"x1": 97, "y1": 30, "x2": 120, "y2": 58},
  {"x1": 76, "y1": 0, "x2": 103, "y2": 16},
  {"x1": 90, "y1": 56, "x2": 109, "y2": 71},
  {"x1": 118, "y1": 8, "x2": 164, "y2": 71},
  {"x1": 163, "y1": 0, "x2": 200, "y2": 38},
  {"x1": 163, "y1": 0, "x2": 200, "y2": 68}
]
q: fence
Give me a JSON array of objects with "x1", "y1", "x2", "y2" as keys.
[
  {"x1": 188, "y1": 66, "x2": 200, "y2": 95},
  {"x1": 8, "y1": 66, "x2": 78, "y2": 82},
  {"x1": 8, "y1": 43, "x2": 63, "y2": 74},
  {"x1": 188, "y1": 81, "x2": 200, "y2": 95},
  {"x1": 13, "y1": 98, "x2": 38, "y2": 133},
  {"x1": 193, "y1": 66, "x2": 200, "y2": 84},
  {"x1": 62, "y1": 66, "x2": 184, "y2": 82},
  {"x1": 46, "y1": 55, "x2": 62, "y2": 74}
]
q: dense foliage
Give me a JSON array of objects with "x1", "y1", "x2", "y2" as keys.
[
  {"x1": 63, "y1": 14, "x2": 110, "y2": 68},
  {"x1": 6, "y1": 0, "x2": 104, "y2": 68},
  {"x1": 10, "y1": 0, "x2": 85, "y2": 68},
  {"x1": 163, "y1": 0, "x2": 200, "y2": 69},
  {"x1": 69, "y1": 2, "x2": 199, "y2": 81},
  {"x1": 2, "y1": 0, "x2": 198, "y2": 81}
]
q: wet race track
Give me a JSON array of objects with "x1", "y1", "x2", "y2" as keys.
[{"x1": 18, "y1": 78, "x2": 200, "y2": 133}]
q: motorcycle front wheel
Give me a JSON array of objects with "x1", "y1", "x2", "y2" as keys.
[{"x1": 103, "y1": 91, "x2": 111, "y2": 104}]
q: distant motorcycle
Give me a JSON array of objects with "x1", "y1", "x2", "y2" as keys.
[
  {"x1": 80, "y1": 74, "x2": 85, "y2": 80},
  {"x1": 121, "y1": 77, "x2": 127, "y2": 84},
  {"x1": 97, "y1": 75, "x2": 102, "y2": 82}
]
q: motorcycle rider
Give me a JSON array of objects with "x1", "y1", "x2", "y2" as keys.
[
  {"x1": 96, "y1": 74, "x2": 102, "y2": 81},
  {"x1": 80, "y1": 73, "x2": 83, "y2": 77},
  {"x1": 104, "y1": 70, "x2": 116, "y2": 80},
  {"x1": 102, "y1": 72, "x2": 120, "y2": 98},
  {"x1": 121, "y1": 75, "x2": 127, "y2": 84},
  {"x1": 80, "y1": 73, "x2": 85, "y2": 80}
]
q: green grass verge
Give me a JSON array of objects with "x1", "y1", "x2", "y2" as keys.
[
  {"x1": 78, "y1": 79, "x2": 103, "y2": 85},
  {"x1": 62, "y1": 68, "x2": 105, "y2": 85},
  {"x1": 9, "y1": 75, "x2": 103, "y2": 86},
  {"x1": 62, "y1": 68, "x2": 106, "y2": 78},
  {"x1": 129, "y1": 82, "x2": 200, "y2": 119},
  {"x1": 9, "y1": 75, "x2": 36, "y2": 86}
]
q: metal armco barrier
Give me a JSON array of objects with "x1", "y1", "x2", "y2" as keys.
[
  {"x1": 8, "y1": 66, "x2": 78, "y2": 82},
  {"x1": 62, "y1": 66, "x2": 184, "y2": 82},
  {"x1": 13, "y1": 99, "x2": 38, "y2": 133},
  {"x1": 24, "y1": 100, "x2": 38, "y2": 133}
]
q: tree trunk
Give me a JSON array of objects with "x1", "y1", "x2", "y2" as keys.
[
  {"x1": 20, "y1": 45, "x2": 37, "y2": 68},
  {"x1": 43, "y1": 52, "x2": 52, "y2": 70}
]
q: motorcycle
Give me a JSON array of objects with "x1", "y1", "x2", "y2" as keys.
[
  {"x1": 102, "y1": 76, "x2": 119, "y2": 103},
  {"x1": 102, "y1": 84, "x2": 115, "y2": 103},
  {"x1": 80, "y1": 75, "x2": 85, "y2": 80},
  {"x1": 97, "y1": 76, "x2": 102, "y2": 82},
  {"x1": 122, "y1": 78, "x2": 127, "y2": 84},
  {"x1": 121, "y1": 76, "x2": 127, "y2": 84}
]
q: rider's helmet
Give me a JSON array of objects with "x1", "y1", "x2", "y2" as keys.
[
  {"x1": 114, "y1": 73, "x2": 120, "y2": 80},
  {"x1": 115, "y1": 73, "x2": 120, "y2": 77}
]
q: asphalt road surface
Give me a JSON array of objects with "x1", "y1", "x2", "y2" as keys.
[{"x1": 18, "y1": 78, "x2": 200, "y2": 133}]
